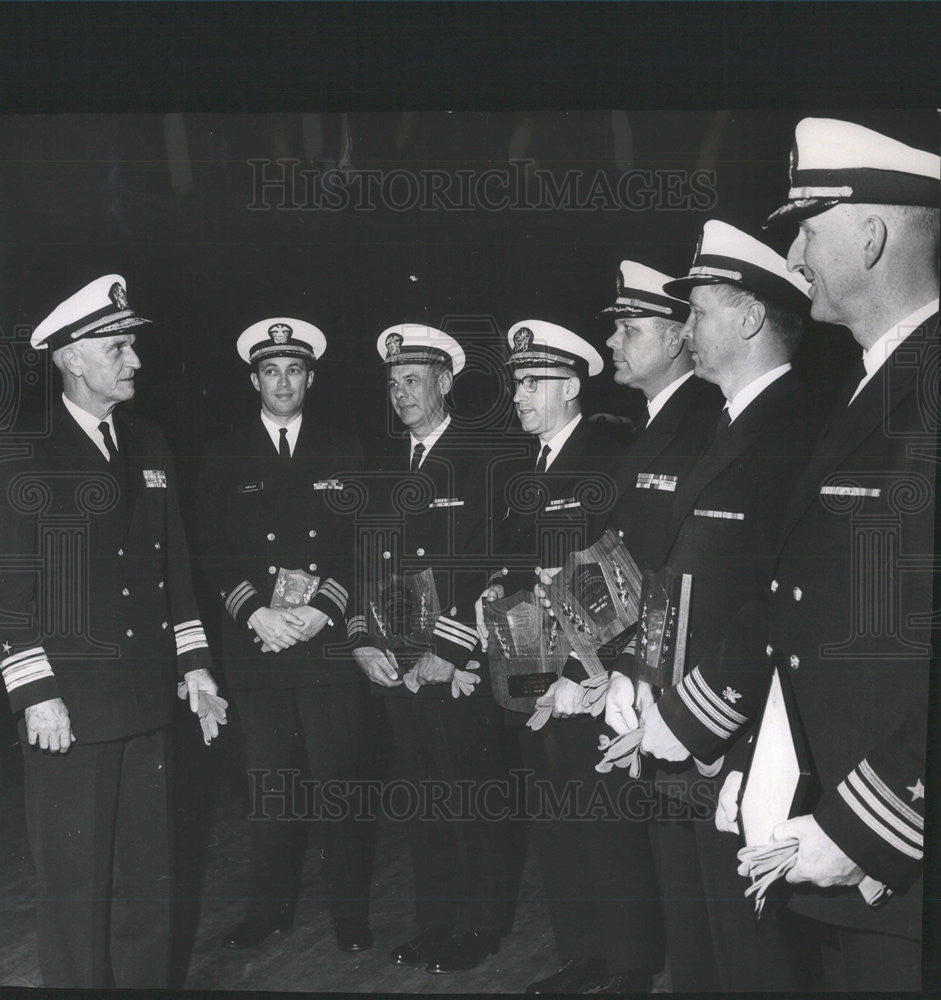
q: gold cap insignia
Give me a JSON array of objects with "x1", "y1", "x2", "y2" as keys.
[
  {"x1": 109, "y1": 282, "x2": 129, "y2": 310},
  {"x1": 514, "y1": 327, "x2": 533, "y2": 352}
]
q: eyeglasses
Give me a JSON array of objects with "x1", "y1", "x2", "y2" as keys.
[{"x1": 512, "y1": 375, "x2": 572, "y2": 393}]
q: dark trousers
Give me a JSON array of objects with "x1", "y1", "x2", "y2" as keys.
[
  {"x1": 23, "y1": 727, "x2": 173, "y2": 988},
  {"x1": 790, "y1": 912, "x2": 921, "y2": 991},
  {"x1": 384, "y1": 693, "x2": 511, "y2": 934},
  {"x1": 653, "y1": 771, "x2": 800, "y2": 991},
  {"x1": 233, "y1": 683, "x2": 375, "y2": 925},
  {"x1": 519, "y1": 716, "x2": 665, "y2": 975}
]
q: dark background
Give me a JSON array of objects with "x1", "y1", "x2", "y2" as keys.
[
  {"x1": 0, "y1": 3, "x2": 938, "y2": 984},
  {"x1": 3, "y1": 107, "x2": 937, "y2": 458}
]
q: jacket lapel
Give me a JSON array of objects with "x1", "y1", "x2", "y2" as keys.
[
  {"x1": 113, "y1": 411, "x2": 140, "y2": 518},
  {"x1": 667, "y1": 370, "x2": 798, "y2": 535},
  {"x1": 778, "y1": 315, "x2": 938, "y2": 545}
]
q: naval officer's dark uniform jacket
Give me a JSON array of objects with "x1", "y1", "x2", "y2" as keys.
[
  {"x1": 651, "y1": 367, "x2": 823, "y2": 991},
  {"x1": 500, "y1": 385, "x2": 723, "y2": 976},
  {"x1": 491, "y1": 414, "x2": 623, "y2": 597},
  {"x1": 659, "y1": 313, "x2": 939, "y2": 947},
  {"x1": 347, "y1": 419, "x2": 511, "y2": 935},
  {"x1": 0, "y1": 402, "x2": 212, "y2": 987},
  {"x1": 197, "y1": 414, "x2": 374, "y2": 925}
]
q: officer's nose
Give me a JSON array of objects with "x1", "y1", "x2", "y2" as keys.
[
  {"x1": 786, "y1": 232, "x2": 805, "y2": 274},
  {"x1": 126, "y1": 347, "x2": 142, "y2": 370}
]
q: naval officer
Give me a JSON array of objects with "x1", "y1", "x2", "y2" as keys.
[
  {"x1": 524, "y1": 267, "x2": 724, "y2": 992},
  {"x1": 197, "y1": 318, "x2": 374, "y2": 954},
  {"x1": 605, "y1": 222, "x2": 823, "y2": 990},
  {"x1": 0, "y1": 274, "x2": 218, "y2": 988},
  {"x1": 348, "y1": 325, "x2": 512, "y2": 974},
  {"x1": 654, "y1": 118, "x2": 939, "y2": 991}
]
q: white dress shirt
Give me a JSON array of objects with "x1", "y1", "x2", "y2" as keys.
[
  {"x1": 410, "y1": 413, "x2": 451, "y2": 468},
  {"x1": 646, "y1": 370, "x2": 695, "y2": 427},
  {"x1": 849, "y1": 298, "x2": 939, "y2": 405},
  {"x1": 539, "y1": 412, "x2": 582, "y2": 470},
  {"x1": 726, "y1": 363, "x2": 792, "y2": 424},
  {"x1": 260, "y1": 410, "x2": 303, "y2": 456},
  {"x1": 62, "y1": 393, "x2": 116, "y2": 461}
]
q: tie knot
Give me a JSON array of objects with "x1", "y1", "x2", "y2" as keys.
[
  {"x1": 410, "y1": 442, "x2": 425, "y2": 472},
  {"x1": 278, "y1": 426, "x2": 291, "y2": 459}
]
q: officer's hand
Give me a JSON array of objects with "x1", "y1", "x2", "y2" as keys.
[
  {"x1": 352, "y1": 646, "x2": 403, "y2": 687},
  {"x1": 773, "y1": 813, "x2": 865, "y2": 888},
  {"x1": 533, "y1": 566, "x2": 562, "y2": 608},
  {"x1": 547, "y1": 677, "x2": 586, "y2": 717},
  {"x1": 25, "y1": 697, "x2": 75, "y2": 753},
  {"x1": 248, "y1": 607, "x2": 306, "y2": 651},
  {"x1": 715, "y1": 769, "x2": 744, "y2": 834},
  {"x1": 639, "y1": 702, "x2": 690, "y2": 762},
  {"x1": 181, "y1": 667, "x2": 218, "y2": 713},
  {"x1": 409, "y1": 650, "x2": 456, "y2": 687},
  {"x1": 291, "y1": 605, "x2": 331, "y2": 641},
  {"x1": 475, "y1": 584, "x2": 505, "y2": 651},
  {"x1": 604, "y1": 670, "x2": 639, "y2": 735}
]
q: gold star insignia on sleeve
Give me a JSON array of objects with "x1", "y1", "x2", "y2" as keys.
[{"x1": 907, "y1": 778, "x2": 924, "y2": 802}]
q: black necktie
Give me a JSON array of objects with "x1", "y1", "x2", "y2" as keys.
[
  {"x1": 535, "y1": 443, "x2": 551, "y2": 473},
  {"x1": 713, "y1": 408, "x2": 732, "y2": 442},
  {"x1": 99, "y1": 420, "x2": 126, "y2": 489},
  {"x1": 410, "y1": 442, "x2": 425, "y2": 472},
  {"x1": 278, "y1": 427, "x2": 291, "y2": 460},
  {"x1": 845, "y1": 358, "x2": 869, "y2": 407},
  {"x1": 98, "y1": 420, "x2": 120, "y2": 463}
]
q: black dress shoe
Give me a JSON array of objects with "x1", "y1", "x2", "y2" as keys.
[
  {"x1": 425, "y1": 930, "x2": 500, "y2": 974},
  {"x1": 222, "y1": 907, "x2": 294, "y2": 950},
  {"x1": 585, "y1": 970, "x2": 654, "y2": 994},
  {"x1": 335, "y1": 919, "x2": 374, "y2": 953},
  {"x1": 390, "y1": 925, "x2": 454, "y2": 966},
  {"x1": 525, "y1": 956, "x2": 609, "y2": 993}
]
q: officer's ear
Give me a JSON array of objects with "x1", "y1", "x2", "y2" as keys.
[
  {"x1": 250, "y1": 371, "x2": 261, "y2": 393},
  {"x1": 58, "y1": 345, "x2": 84, "y2": 377},
  {"x1": 436, "y1": 369, "x2": 453, "y2": 395},
  {"x1": 664, "y1": 320, "x2": 685, "y2": 359},
  {"x1": 562, "y1": 375, "x2": 581, "y2": 401},
  {"x1": 306, "y1": 367, "x2": 315, "y2": 389},
  {"x1": 861, "y1": 213, "x2": 888, "y2": 270},
  {"x1": 740, "y1": 300, "x2": 767, "y2": 340}
]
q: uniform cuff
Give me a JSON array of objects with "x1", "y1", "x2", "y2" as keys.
[
  {"x1": 2, "y1": 646, "x2": 60, "y2": 713},
  {"x1": 224, "y1": 580, "x2": 266, "y2": 629},
  {"x1": 561, "y1": 654, "x2": 590, "y2": 682},
  {"x1": 346, "y1": 614, "x2": 368, "y2": 641},
  {"x1": 816, "y1": 758, "x2": 924, "y2": 891},
  {"x1": 174, "y1": 620, "x2": 209, "y2": 657},
  {"x1": 658, "y1": 665, "x2": 747, "y2": 762},
  {"x1": 312, "y1": 578, "x2": 348, "y2": 618},
  {"x1": 431, "y1": 614, "x2": 478, "y2": 670}
]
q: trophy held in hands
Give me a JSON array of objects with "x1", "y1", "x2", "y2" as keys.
[
  {"x1": 634, "y1": 566, "x2": 693, "y2": 689},
  {"x1": 366, "y1": 567, "x2": 441, "y2": 676},
  {"x1": 544, "y1": 529, "x2": 643, "y2": 677},
  {"x1": 485, "y1": 589, "x2": 570, "y2": 713},
  {"x1": 271, "y1": 567, "x2": 321, "y2": 609}
]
